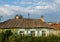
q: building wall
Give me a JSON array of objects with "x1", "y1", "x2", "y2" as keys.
[
  {"x1": 0, "y1": 28, "x2": 60, "y2": 37},
  {"x1": 17, "y1": 28, "x2": 60, "y2": 37}
]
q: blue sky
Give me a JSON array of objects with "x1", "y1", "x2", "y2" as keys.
[{"x1": 0, "y1": 0, "x2": 60, "y2": 22}]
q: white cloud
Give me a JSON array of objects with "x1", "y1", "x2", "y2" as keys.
[
  {"x1": 0, "y1": 5, "x2": 19, "y2": 15},
  {"x1": 0, "y1": 4, "x2": 55, "y2": 15},
  {"x1": 0, "y1": 0, "x2": 60, "y2": 16},
  {"x1": 35, "y1": 6, "x2": 49, "y2": 9},
  {"x1": 34, "y1": 2, "x2": 49, "y2": 5},
  {"x1": 0, "y1": 7, "x2": 14, "y2": 15},
  {"x1": 55, "y1": 0, "x2": 60, "y2": 4}
]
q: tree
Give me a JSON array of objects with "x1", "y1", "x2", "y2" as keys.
[
  {"x1": 19, "y1": 15, "x2": 23, "y2": 19},
  {"x1": 0, "y1": 16, "x2": 2, "y2": 22},
  {"x1": 4, "y1": 30, "x2": 13, "y2": 42},
  {"x1": 0, "y1": 31, "x2": 5, "y2": 42}
]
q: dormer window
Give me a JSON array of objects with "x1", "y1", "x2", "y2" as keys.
[{"x1": 15, "y1": 15, "x2": 19, "y2": 19}]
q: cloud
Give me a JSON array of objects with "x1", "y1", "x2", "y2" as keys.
[
  {"x1": 55, "y1": 0, "x2": 60, "y2": 4},
  {"x1": 0, "y1": 0, "x2": 60, "y2": 22},
  {"x1": 13, "y1": 1, "x2": 32, "y2": 5},
  {"x1": 20, "y1": 1, "x2": 32, "y2": 4},
  {"x1": 0, "y1": 5, "x2": 57, "y2": 16},
  {"x1": 13, "y1": 1, "x2": 50, "y2": 6},
  {"x1": 0, "y1": 4, "x2": 27, "y2": 15},
  {"x1": 35, "y1": 6, "x2": 49, "y2": 9},
  {"x1": 33, "y1": 2, "x2": 49, "y2": 5},
  {"x1": 0, "y1": 0, "x2": 60, "y2": 16},
  {"x1": 0, "y1": 4, "x2": 46, "y2": 15}
]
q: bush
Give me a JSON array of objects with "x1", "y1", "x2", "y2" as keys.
[{"x1": 0, "y1": 31, "x2": 60, "y2": 42}]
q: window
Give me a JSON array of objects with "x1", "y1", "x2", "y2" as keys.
[
  {"x1": 19, "y1": 31, "x2": 24, "y2": 36},
  {"x1": 31, "y1": 31, "x2": 35, "y2": 36},
  {"x1": 42, "y1": 30, "x2": 46, "y2": 37}
]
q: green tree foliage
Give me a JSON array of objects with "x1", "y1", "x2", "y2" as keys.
[
  {"x1": 0, "y1": 31, "x2": 5, "y2": 42},
  {"x1": 5, "y1": 30, "x2": 13, "y2": 42},
  {"x1": 19, "y1": 15, "x2": 23, "y2": 19},
  {"x1": 0, "y1": 30, "x2": 13, "y2": 42},
  {"x1": 0, "y1": 16, "x2": 2, "y2": 22}
]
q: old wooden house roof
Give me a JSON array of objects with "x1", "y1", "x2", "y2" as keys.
[{"x1": 0, "y1": 18, "x2": 57, "y2": 29}]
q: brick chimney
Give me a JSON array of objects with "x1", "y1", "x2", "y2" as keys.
[{"x1": 40, "y1": 16, "x2": 44, "y2": 22}]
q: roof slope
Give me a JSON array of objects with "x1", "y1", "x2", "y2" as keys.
[{"x1": 0, "y1": 19, "x2": 56, "y2": 29}]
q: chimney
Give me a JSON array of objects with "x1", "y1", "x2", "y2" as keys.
[
  {"x1": 40, "y1": 16, "x2": 44, "y2": 22},
  {"x1": 15, "y1": 15, "x2": 19, "y2": 19}
]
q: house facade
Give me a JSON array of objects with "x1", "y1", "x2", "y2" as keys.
[{"x1": 0, "y1": 15, "x2": 60, "y2": 37}]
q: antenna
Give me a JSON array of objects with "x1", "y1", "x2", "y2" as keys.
[{"x1": 28, "y1": 13, "x2": 30, "y2": 19}]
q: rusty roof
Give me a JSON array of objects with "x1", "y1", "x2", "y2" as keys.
[
  {"x1": 0, "y1": 18, "x2": 57, "y2": 29},
  {"x1": 51, "y1": 23, "x2": 60, "y2": 30}
]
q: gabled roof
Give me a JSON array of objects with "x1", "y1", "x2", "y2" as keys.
[{"x1": 0, "y1": 18, "x2": 57, "y2": 29}]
